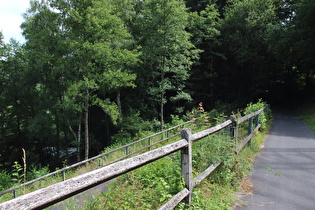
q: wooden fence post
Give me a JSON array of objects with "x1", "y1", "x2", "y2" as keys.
[
  {"x1": 248, "y1": 117, "x2": 253, "y2": 135},
  {"x1": 126, "y1": 146, "x2": 129, "y2": 155},
  {"x1": 180, "y1": 128, "x2": 193, "y2": 205},
  {"x1": 255, "y1": 114, "x2": 259, "y2": 127},
  {"x1": 248, "y1": 117, "x2": 253, "y2": 145},
  {"x1": 148, "y1": 138, "x2": 151, "y2": 151},
  {"x1": 229, "y1": 115, "x2": 237, "y2": 139}
]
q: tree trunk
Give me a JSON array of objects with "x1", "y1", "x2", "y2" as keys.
[
  {"x1": 117, "y1": 91, "x2": 122, "y2": 123},
  {"x1": 77, "y1": 123, "x2": 81, "y2": 162},
  {"x1": 84, "y1": 89, "x2": 89, "y2": 160},
  {"x1": 160, "y1": 92, "x2": 164, "y2": 130}
]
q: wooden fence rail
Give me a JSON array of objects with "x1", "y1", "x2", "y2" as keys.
[
  {"x1": 0, "y1": 104, "x2": 232, "y2": 199},
  {"x1": 0, "y1": 105, "x2": 266, "y2": 209},
  {"x1": 159, "y1": 106, "x2": 267, "y2": 208},
  {"x1": 0, "y1": 119, "x2": 193, "y2": 198}
]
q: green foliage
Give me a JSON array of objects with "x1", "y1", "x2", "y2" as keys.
[
  {"x1": 1, "y1": 0, "x2": 311, "y2": 206},
  {"x1": 27, "y1": 165, "x2": 50, "y2": 181},
  {"x1": 176, "y1": 184, "x2": 235, "y2": 210},
  {"x1": 133, "y1": 0, "x2": 200, "y2": 127},
  {"x1": 0, "y1": 170, "x2": 12, "y2": 191},
  {"x1": 168, "y1": 114, "x2": 186, "y2": 128},
  {"x1": 111, "y1": 111, "x2": 158, "y2": 144},
  {"x1": 90, "y1": 156, "x2": 183, "y2": 209},
  {"x1": 11, "y1": 161, "x2": 24, "y2": 184},
  {"x1": 193, "y1": 132, "x2": 233, "y2": 172},
  {"x1": 221, "y1": 0, "x2": 276, "y2": 63},
  {"x1": 244, "y1": 99, "x2": 270, "y2": 129}
]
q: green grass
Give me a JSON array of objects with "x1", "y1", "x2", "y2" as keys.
[{"x1": 295, "y1": 100, "x2": 315, "y2": 133}]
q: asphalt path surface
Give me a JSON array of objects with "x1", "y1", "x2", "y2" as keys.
[{"x1": 235, "y1": 109, "x2": 315, "y2": 209}]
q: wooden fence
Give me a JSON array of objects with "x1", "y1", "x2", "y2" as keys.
[
  {"x1": 0, "y1": 106, "x2": 266, "y2": 209},
  {"x1": 0, "y1": 119, "x2": 192, "y2": 199},
  {"x1": 0, "y1": 104, "x2": 232, "y2": 199}
]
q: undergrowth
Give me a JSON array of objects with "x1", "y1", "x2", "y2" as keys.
[
  {"x1": 0, "y1": 100, "x2": 272, "y2": 209},
  {"x1": 72, "y1": 100, "x2": 272, "y2": 209}
]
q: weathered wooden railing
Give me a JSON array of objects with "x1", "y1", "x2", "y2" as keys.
[
  {"x1": 0, "y1": 120, "x2": 191, "y2": 199},
  {"x1": 0, "y1": 105, "x2": 232, "y2": 199},
  {"x1": 160, "y1": 106, "x2": 267, "y2": 209},
  {"x1": 0, "y1": 105, "x2": 266, "y2": 209}
]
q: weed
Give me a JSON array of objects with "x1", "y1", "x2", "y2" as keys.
[
  {"x1": 264, "y1": 164, "x2": 283, "y2": 177},
  {"x1": 11, "y1": 161, "x2": 24, "y2": 185}
]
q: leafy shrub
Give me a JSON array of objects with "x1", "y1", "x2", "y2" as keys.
[
  {"x1": 11, "y1": 161, "x2": 24, "y2": 185},
  {"x1": 27, "y1": 165, "x2": 50, "y2": 181},
  {"x1": 193, "y1": 132, "x2": 234, "y2": 172},
  {"x1": 93, "y1": 156, "x2": 183, "y2": 209},
  {"x1": 0, "y1": 170, "x2": 12, "y2": 191},
  {"x1": 244, "y1": 98, "x2": 270, "y2": 129},
  {"x1": 111, "y1": 112, "x2": 158, "y2": 145}
]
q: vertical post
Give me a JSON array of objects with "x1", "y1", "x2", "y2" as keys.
[
  {"x1": 229, "y1": 115, "x2": 237, "y2": 139},
  {"x1": 62, "y1": 170, "x2": 66, "y2": 181},
  {"x1": 126, "y1": 146, "x2": 129, "y2": 156},
  {"x1": 148, "y1": 138, "x2": 151, "y2": 151},
  {"x1": 248, "y1": 117, "x2": 253, "y2": 135},
  {"x1": 181, "y1": 128, "x2": 193, "y2": 205},
  {"x1": 248, "y1": 117, "x2": 253, "y2": 145},
  {"x1": 255, "y1": 114, "x2": 259, "y2": 127},
  {"x1": 13, "y1": 190, "x2": 16, "y2": 198}
]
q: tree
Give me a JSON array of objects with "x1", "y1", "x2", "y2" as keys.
[
  {"x1": 186, "y1": 4, "x2": 221, "y2": 106},
  {"x1": 0, "y1": 39, "x2": 37, "y2": 167},
  {"x1": 134, "y1": 0, "x2": 199, "y2": 129},
  {"x1": 267, "y1": 0, "x2": 315, "y2": 101},
  {"x1": 219, "y1": 0, "x2": 276, "y2": 102},
  {"x1": 20, "y1": 0, "x2": 139, "y2": 161}
]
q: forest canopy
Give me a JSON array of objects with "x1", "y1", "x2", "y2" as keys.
[{"x1": 0, "y1": 0, "x2": 314, "y2": 169}]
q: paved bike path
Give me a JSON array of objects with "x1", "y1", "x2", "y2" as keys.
[{"x1": 235, "y1": 109, "x2": 315, "y2": 209}]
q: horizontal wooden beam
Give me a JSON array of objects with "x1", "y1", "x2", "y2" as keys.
[
  {"x1": 159, "y1": 188, "x2": 190, "y2": 210},
  {"x1": 193, "y1": 161, "x2": 223, "y2": 188},
  {"x1": 191, "y1": 120, "x2": 232, "y2": 142},
  {"x1": 0, "y1": 140, "x2": 188, "y2": 210},
  {"x1": 235, "y1": 124, "x2": 261, "y2": 154},
  {"x1": 237, "y1": 107, "x2": 265, "y2": 124}
]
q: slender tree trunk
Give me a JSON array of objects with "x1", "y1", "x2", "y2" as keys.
[
  {"x1": 66, "y1": 117, "x2": 81, "y2": 161},
  {"x1": 84, "y1": 89, "x2": 89, "y2": 160},
  {"x1": 77, "y1": 123, "x2": 81, "y2": 162},
  {"x1": 160, "y1": 93, "x2": 164, "y2": 130},
  {"x1": 160, "y1": 65, "x2": 165, "y2": 131},
  {"x1": 105, "y1": 114, "x2": 110, "y2": 146},
  {"x1": 160, "y1": 20, "x2": 167, "y2": 131},
  {"x1": 117, "y1": 91, "x2": 122, "y2": 123},
  {"x1": 55, "y1": 110, "x2": 60, "y2": 159}
]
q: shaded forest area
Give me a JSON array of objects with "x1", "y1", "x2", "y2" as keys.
[{"x1": 0, "y1": 0, "x2": 314, "y2": 171}]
